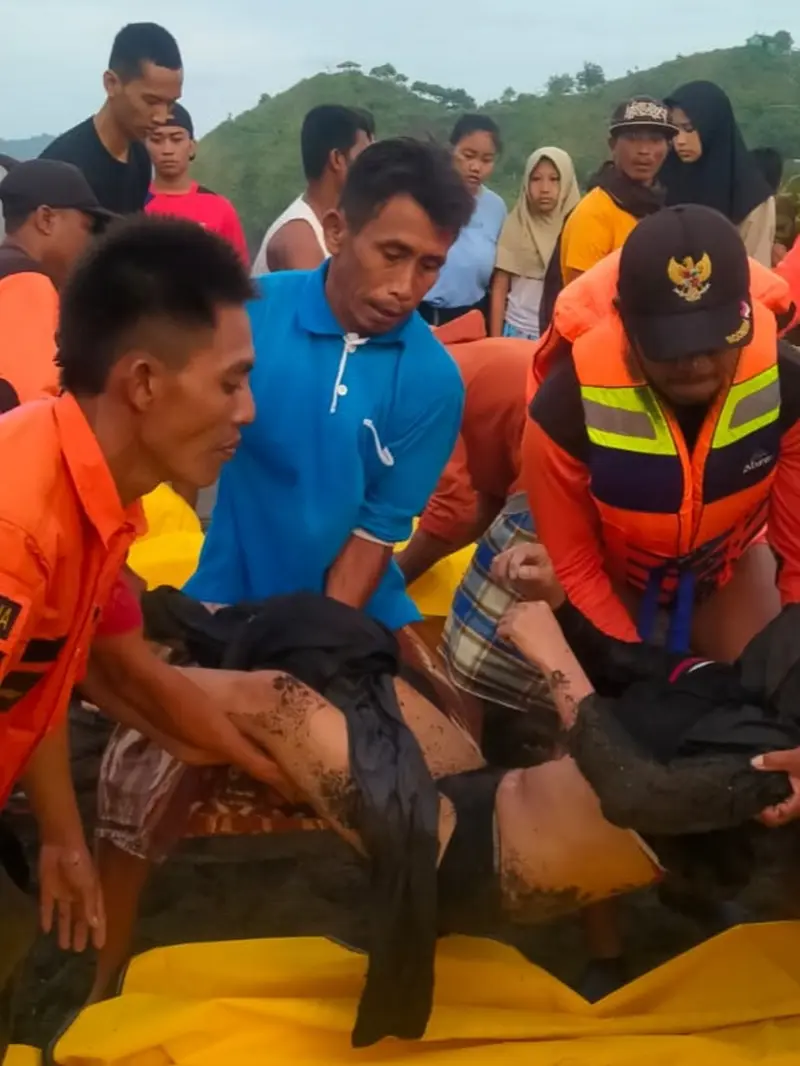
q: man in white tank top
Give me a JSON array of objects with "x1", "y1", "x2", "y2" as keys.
[{"x1": 251, "y1": 105, "x2": 374, "y2": 275}]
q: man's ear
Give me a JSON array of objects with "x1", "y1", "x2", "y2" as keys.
[
  {"x1": 33, "y1": 205, "x2": 56, "y2": 236},
  {"x1": 322, "y1": 207, "x2": 347, "y2": 256},
  {"x1": 114, "y1": 353, "x2": 158, "y2": 413},
  {"x1": 103, "y1": 69, "x2": 120, "y2": 98},
  {"x1": 189, "y1": 139, "x2": 197, "y2": 163}
]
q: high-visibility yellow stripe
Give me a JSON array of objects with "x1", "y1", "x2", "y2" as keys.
[
  {"x1": 580, "y1": 385, "x2": 676, "y2": 456},
  {"x1": 713, "y1": 366, "x2": 780, "y2": 448}
]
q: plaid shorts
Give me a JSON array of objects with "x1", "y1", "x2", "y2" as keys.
[{"x1": 441, "y1": 493, "x2": 553, "y2": 714}]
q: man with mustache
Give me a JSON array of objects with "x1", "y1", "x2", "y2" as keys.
[
  {"x1": 524, "y1": 204, "x2": 800, "y2": 663},
  {"x1": 186, "y1": 137, "x2": 471, "y2": 632}
]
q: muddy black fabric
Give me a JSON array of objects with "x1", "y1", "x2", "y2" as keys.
[
  {"x1": 0, "y1": 820, "x2": 36, "y2": 1061},
  {"x1": 141, "y1": 586, "x2": 440, "y2": 1047},
  {"x1": 436, "y1": 768, "x2": 505, "y2": 930},
  {"x1": 559, "y1": 599, "x2": 800, "y2": 898}
]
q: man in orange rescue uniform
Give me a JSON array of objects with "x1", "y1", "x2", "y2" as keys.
[
  {"x1": 0, "y1": 216, "x2": 295, "y2": 1055},
  {"x1": 523, "y1": 204, "x2": 800, "y2": 661},
  {"x1": 0, "y1": 159, "x2": 114, "y2": 410}
]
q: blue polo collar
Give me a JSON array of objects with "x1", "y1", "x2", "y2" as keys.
[{"x1": 297, "y1": 262, "x2": 411, "y2": 345}]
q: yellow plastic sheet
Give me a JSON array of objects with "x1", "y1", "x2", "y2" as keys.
[
  {"x1": 54, "y1": 926, "x2": 800, "y2": 1065},
  {"x1": 128, "y1": 485, "x2": 204, "y2": 592},
  {"x1": 4, "y1": 1048, "x2": 40, "y2": 1066},
  {"x1": 127, "y1": 490, "x2": 473, "y2": 617}
]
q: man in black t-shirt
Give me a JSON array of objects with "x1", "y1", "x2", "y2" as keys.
[{"x1": 41, "y1": 23, "x2": 183, "y2": 215}]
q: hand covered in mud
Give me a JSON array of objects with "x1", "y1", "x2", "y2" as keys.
[
  {"x1": 753, "y1": 748, "x2": 800, "y2": 826},
  {"x1": 497, "y1": 600, "x2": 569, "y2": 669},
  {"x1": 39, "y1": 838, "x2": 106, "y2": 952},
  {"x1": 490, "y1": 542, "x2": 565, "y2": 609}
]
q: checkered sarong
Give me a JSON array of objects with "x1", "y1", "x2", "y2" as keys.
[{"x1": 441, "y1": 493, "x2": 553, "y2": 714}]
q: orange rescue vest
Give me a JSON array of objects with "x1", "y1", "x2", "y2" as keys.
[{"x1": 536, "y1": 256, "x2": 793, "y2": 645}]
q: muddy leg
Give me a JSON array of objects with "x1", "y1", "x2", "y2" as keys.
[{"x1": 87, "y1": 840, "x2": 153, "y2": 1005}]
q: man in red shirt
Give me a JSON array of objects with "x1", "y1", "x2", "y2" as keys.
[{"x1": 146, "y1": 104, "x2": 249, "y2": 263}]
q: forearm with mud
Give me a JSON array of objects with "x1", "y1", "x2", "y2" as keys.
[{"x1": 180, "y1": 666, "x2": 658, "y2": 917}]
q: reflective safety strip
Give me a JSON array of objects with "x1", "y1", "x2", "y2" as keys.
[
  {"x1": 713, "y1": 365, "x2": 780, "y2": 448},
  {"x1": 580, "y1": 385, "x2": 677, "y2": 456}
]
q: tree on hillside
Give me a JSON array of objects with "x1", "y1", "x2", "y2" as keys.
[
  {"x1": 370, "y1": 63, "x2": 398, "y2": 79},
  {"x1": 337, "y1": 61, "x2": 361, "y2": 72},
  {"x1": 772, "y1": 30, "x2": 794, "y2": 53},
  {"x1": 575, "y1": 61, "x2": 605, "y2": 93},
  {"x1": 501, "y1": 87, "x2": 518, "y2": 104},
  {"x1": 411, "y1": 80, "x2": 476, "y2": 109},
  {"x1": 546, "y1": 73, "x2": 575, "y2": 95},
  {"x1": 747, "y1": 31, "x2": 794, "y2": 55}
]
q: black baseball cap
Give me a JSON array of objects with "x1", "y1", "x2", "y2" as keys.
[
  {"x1": 163, "y1": 103, "x2": 194, "y2": 138},
  {"x1": 609, "y1": 96, "x2": 678, "y2": 138},
  {"x1": 0, "y1": 159, "x2": 117, "y2": 227},
  {"x1": 618, "y1": 204, "x2": 753, "y2": 363}
]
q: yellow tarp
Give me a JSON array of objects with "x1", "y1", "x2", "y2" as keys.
[
  {"x1": 128, "y1": 487, "x2": 473, "y2": 618},
  {"x1": 54, "y1": 926, "x2": 800, "y2": 1065},
  {"x1": 5, "y1": 1048, "x2": 40, "y2": 1066}
]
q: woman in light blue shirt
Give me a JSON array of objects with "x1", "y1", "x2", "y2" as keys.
[{"x1": 419, "y1": 115, "x2": 507, "y2": 327}]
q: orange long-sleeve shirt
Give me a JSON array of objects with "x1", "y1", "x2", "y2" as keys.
[
  {"x1": 523, "y1": 349, "x2": 800, "y2": 641},
  {"x1": 0, "y1": 262, "x2": 60, "y2": 409},
  {"x1": 418, "y1": 312, "x2": 531, "y2": 543}
]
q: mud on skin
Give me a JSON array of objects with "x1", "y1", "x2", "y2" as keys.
[
  {"x1": 500, "y1": 859, "x2": 590, "y2": 924},
  {"x1": 318, "y1": 770, "x2": 362, "y2": 832}
]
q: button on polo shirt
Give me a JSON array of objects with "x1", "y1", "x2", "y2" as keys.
[
  {"x1": 185, "y1": 264, "x2": 465, "y2": 630},
  {"x1": 0, "y1": 394, "x2": 143, "y2": 803}
]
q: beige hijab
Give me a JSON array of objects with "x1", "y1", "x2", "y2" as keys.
[{"x1": 495, "y1": 147, "x2": 580, "y2": 278}]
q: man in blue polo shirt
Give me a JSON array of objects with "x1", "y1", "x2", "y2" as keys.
[{"x1": 186, "y1": 138, "x2": 473, "y2": 629}]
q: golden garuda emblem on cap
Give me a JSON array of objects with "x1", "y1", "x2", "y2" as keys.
[{"x1": 667, "y1": 254, "x2": 712, "y2": 303}]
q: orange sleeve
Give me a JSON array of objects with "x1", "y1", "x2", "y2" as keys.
[
  {"x1": 775, "y1": 241, "x2": 800, "y2": 332},
  {"x1": 0, "y1": 519, "x2": 48, "y2": 685},
  {"x1": 769, "y1": 420, "x2": 800, "y2": 604},
  {"x1": 522, "y1": 418, "x2": 640, "y2": 640},
  {"x1": 0, "y1": 274, "x2": 60, "y2": 403},
  {"x1": 417, "y1": 434, "x2": 478, "y2": 542}
]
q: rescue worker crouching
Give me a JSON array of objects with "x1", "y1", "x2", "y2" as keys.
[{"x1": 524, "y1": 203, "x2": 800, "y2": 661}]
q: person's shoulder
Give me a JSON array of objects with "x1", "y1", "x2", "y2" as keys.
[
  {"x1": 529, "y1": 350, "x2": 587, "y2": 457},
  {"x1": 40, "y1": 119, "x2": 94, "y2": 160},
  {"x1": 402, "y1": 316, "x2": 464, "y2": 392},
  {"x1": 0, "y1": 401, "x2": 63, "y2": 552},
  {"x1": 249, "y1": 266, "x2": 309, "y2": 317},
  {"x1": 481, "y1": 186, "x2": 508, "y2": 224},
  {"x1": 567, "y1": 187, "x2": 612, "y2": 223}
]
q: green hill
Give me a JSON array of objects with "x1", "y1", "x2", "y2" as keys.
[{"x1": 194, "y1": 38, "x2": 800, "y2": 247}]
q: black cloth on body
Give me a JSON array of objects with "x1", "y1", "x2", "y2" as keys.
[
  {"x1": 558, "y1": 599, "x2": 800, "y2": 899},
  {"x1": 141, "y1": 587, "x2": 440, "y2": 1048}
]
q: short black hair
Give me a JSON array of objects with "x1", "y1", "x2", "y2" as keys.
[
  {"x1": 301, "y1": 105, "x2": 375, "y2": 181},
  {"x1": 109, "y1": 23, "x2": 182, "y2": 82},
  {"x1": 339, "y1": 136, "x2": 474, "y2": 237},
  {"x1": 751, "y1": 147, "x2": 784, "y2": 194},
  {"x1": 449, "y1": 114, "x2": 502, "y2": 153},
  {"x1": 58, "y1": 216, "x2": 255, "y2": 396}
]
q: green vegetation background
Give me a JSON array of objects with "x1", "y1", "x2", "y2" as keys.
[{"x1": 192, "y1": 41, "x2": 800, "y2": 247}]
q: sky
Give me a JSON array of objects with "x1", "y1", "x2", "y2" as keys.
[{"x1": 0, "y1": 0, "x2": 796, "y2": 140}]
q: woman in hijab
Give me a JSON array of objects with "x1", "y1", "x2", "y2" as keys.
[
  {"x1": 662, "y1": 81, "x2": 775, "y2": 266},
  {"x1": 489, "y1": 147, "x2": 579, "y2": 340}
]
